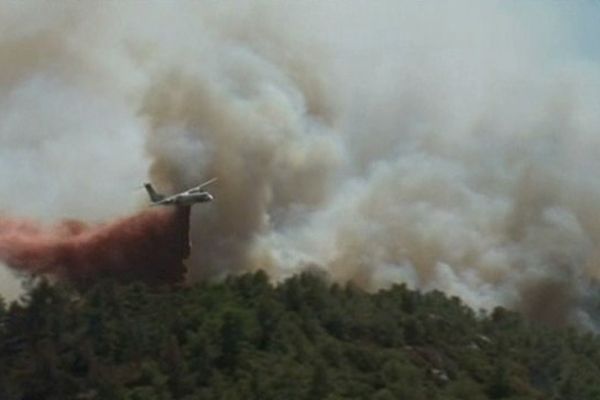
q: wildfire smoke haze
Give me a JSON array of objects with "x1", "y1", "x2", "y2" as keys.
[{"x1": 2, "y1": 1, "x2": 600, "y2": 328}]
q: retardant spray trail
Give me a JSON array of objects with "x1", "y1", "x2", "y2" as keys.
[{"x1": 0, "y1": 207, "x2": 191, "y2": 286}]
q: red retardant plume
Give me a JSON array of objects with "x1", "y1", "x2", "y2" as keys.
[{"x1": 0, "y1": 207, "x2": 191, "y2": 286}]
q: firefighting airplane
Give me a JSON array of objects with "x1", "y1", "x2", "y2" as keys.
[{"x1": 144, "y1": 178, "x2": 217, "y2": 206}]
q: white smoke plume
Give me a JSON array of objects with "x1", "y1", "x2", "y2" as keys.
[{"x1": 2, "y1": 1, "x2": 600, "y2": 327}]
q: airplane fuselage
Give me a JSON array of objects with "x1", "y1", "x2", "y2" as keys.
[
  {"x1": 144, "y1": 179, "x2": 216, "y2": 207},
  {"x1": 154, "y1": 192, "x2": 214, "y2": 206}
]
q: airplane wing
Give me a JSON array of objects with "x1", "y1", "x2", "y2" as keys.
[{"x1": 184, "y1": 177, "x2": 218, "y2": 193}]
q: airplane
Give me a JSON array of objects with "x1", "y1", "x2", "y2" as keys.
[{"x1": 144, "y1": 178, "x2": 217, "y2": 206}]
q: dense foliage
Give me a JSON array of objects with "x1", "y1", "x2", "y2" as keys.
[{"x1": 1, "y1": 271, "x2": 600, "y2": 399}]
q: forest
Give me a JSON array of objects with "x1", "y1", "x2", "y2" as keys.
[{"x1": 2, "y1": 270, "x2": 600, "y2": 399}]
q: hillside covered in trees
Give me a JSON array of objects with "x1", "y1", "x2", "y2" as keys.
[{"x1": 1, "y1": 271, "x2": 600, "y2": 399}]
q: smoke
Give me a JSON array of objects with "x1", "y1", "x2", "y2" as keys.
[
  {"x1": 2, "y1": 1, "x2": 600, "y2": 327},
  {"x1": 0, "y1": 207, "x2": 190, "y2": 286}
]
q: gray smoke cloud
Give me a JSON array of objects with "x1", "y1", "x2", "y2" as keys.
[{"x1": 2, "y1": 1, "x2": 600, "y2": 327}]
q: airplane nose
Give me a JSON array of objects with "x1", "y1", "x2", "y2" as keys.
[{"x1": 208, "y1": 193, "x2": 214, "y2": 201}]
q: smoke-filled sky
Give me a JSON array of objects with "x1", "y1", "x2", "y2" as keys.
[{"x1": 2, "y1": 1, "x2": 600, "y2": 327}]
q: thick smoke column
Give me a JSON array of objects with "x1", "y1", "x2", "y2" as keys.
[
  {"x1": 3, "y1": 1, "x2": 600, "y2": 327},
  {"x1": 0, "y1": 208, "x2": 190, "y2": 286}
]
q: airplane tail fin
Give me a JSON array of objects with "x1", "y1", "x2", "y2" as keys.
[{"x1": 144, "y1": 183, "x2": 164, "y2": 203}]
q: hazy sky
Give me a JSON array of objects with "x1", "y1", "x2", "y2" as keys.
[{"x1": 1, "y1": 1, "x2": 600, "y2": 328}]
